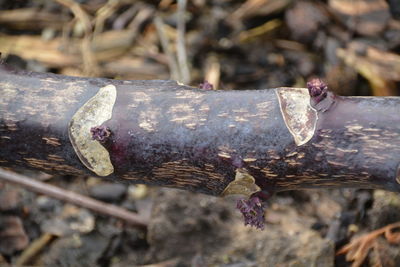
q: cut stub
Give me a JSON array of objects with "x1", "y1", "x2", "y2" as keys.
[
  {"x1": 276, "y1": 88, "x2": 318, "y2": 146},
  {"x1": 68, "y1": 85, "x2": 117, "y2": 176},
  {"x1": 222, "y1": 169, "x2": 261, "y2": 197}
]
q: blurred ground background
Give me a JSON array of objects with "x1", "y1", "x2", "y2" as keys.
[{"x1": 0, "y1": 0, "x2": 400, "y2": 266}]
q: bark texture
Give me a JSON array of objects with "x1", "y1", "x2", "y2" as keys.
[{"x1": 1, "y1": 65, "x2": 399, "y2": 196}]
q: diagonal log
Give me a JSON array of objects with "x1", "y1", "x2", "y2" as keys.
[{"x1": 0, "y1": 64, "x2": 399, "y2": 197}]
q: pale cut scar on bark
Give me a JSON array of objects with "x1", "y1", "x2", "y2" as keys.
[
  {"x1": 68, "y1": 85, "x2": 116, "y2": 176},
  {"x1": 276, "y1": 88, "x2": 318, "y2": 146}
]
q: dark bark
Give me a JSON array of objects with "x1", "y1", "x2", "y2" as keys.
[{"x1": 1, "y1": 65, "x2": 399, "y2": 196}]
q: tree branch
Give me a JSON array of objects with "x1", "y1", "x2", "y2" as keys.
[{"x1": 1, "y1": 65, "x2": 399, "y2": 197}]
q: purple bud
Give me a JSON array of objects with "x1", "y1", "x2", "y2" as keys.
[
  {"x1": 236, "y1": 196, "x2": 266, "y2": 230},
  {"x1": 90, "y1": 126, "x2": 111, "y2": 143},
  {"x1": 199, "y1": 80, "x2": 214, "y2": 90},
  {"x1": 307, "y1": 78, "x2": 328, "y2": 104}
]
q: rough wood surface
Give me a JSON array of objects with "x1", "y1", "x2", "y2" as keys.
[{"x1": 1, "y1": 65, "x2": 399, "y2": 196}]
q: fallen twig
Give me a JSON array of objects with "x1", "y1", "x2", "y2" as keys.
[
  {"x1": 55, "y1": 0, "x2": 99, "y2": 76},
  {"x1": 176, "y1": 0, "x2": 191, "y2": 84},
  {"x1": 0, "y1": 168, "x2": 148, "y2": 228},
  {"x1": 15, "y1": 232, "x2": 56, "y2": 266},
  {"x1": 337, "y1": 222, "x2": 400, "y2": 267},
  {"x1": 154, "y1": 16, "x2": 180, "y2": 81}
]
